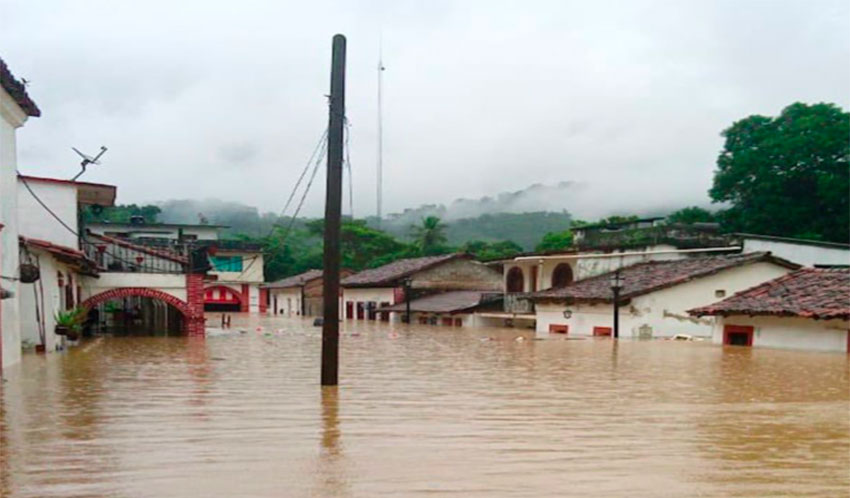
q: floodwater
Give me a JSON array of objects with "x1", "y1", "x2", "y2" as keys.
[{"x1": 1, "y1": 315, "x2": 848, "y2": 498}]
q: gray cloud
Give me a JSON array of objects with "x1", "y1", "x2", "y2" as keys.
[{"x1": 2, "y1": 0, "x2": 848, "y2": 220}]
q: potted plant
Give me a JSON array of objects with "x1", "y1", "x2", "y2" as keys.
[{"x1": 55, "y1": 307, "x2": 86, "y2": 341}]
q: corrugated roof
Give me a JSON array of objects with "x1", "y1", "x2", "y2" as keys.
[
  {"x1": 0, "y1": 57, "x2": 40, "y2": 117},
  {"x1": 377, "y1": 290, "x2": 497, "y2": 313},
  {"x1": 689, "y1": 268, "x2": 850, "y2": 320},
  {"x1": 530, "y1": 252, "x2": 800, "y2": 304},
  {"x1": 341, "y1": 253, "x2": 467, "y2": 287},
  {"x1": 262, "y1": 269, "x2": 323, "y2": 289}
]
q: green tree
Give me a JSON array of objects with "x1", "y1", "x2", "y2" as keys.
[
  {"x1": 667, "y1": 206, "x2": 716, "y2": 225},
  {"x1": 82, "y1": 204, "x2": 162, "y2": 223},
  {"x1": 535, "y1": 230, "x2": 574, "y2": 252},
  {"x1": 710, "y1": 102, "x2": 849, "y2": 242},
  {"x1": 410, "y1": 216, "x2": 450, "y2": 255},
  {"x1": 460, "y1": 240, "x2": 523, "y2": 261}
]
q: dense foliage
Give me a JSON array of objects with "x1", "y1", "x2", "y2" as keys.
[
  {"x1": 666, "y1": 206, "x2": 716, "y2": 225},
  {"x1": 82, "y1": 204, "x2": 161, "y2": 224},
  {"x1": 710, "y1": 102, "x2": 849, "y2": 242}
]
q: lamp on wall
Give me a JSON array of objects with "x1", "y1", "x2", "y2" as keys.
[{"x1": 562, "y1": 309, "x2": 572, "y2": 319}]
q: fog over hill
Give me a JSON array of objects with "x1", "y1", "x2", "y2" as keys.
[{"x1": 155, "y1": 181, "x2": 703, "y2": 247}]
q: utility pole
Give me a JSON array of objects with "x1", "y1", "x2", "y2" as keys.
[
  {"x1": 322, "y1": 34, "x2": 346, "y2": 386},
  {"x1": 376, "y1": 39, "x2": 385, "y2": 228}
]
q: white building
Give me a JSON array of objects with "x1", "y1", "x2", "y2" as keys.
[
  {"x1": 530, "y1": 252, "x2": 798, "y2": 339},
  {"x1": 15, "y1": 176, "x2": 116, "y2": 353},
  {"x1": 263, "y1": 269, "x2": 354, "y2": 317},
  {"x1": 689, "y1": 268, "x2": 849, "y2": 353},
  {"x1": 736, "y1": 233, "x2": 849, "y2": 267},
  {"x1": 89, "y1": 221, "x2": 265, "y2": 313},
  {"x1": 1, "y1": 57, "x2": 40, "y2": 372}
]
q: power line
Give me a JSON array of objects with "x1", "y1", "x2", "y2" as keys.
[{"x1": 17, "y1": 172, "x2": 164, "y2": 272}]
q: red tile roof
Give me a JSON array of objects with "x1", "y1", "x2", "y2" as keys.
[
  {"x1": 689, "y1": 268, "x2": 850, "y2": 320},
  {"x1": 262, "y1": 269, "x2": 323, "y2": 289},
  {"x1": 20, "y1": 236, "x2": 93, "y2": 268},
  {"x1": 377, "y1": 290, "x2": 498, "y2": 313},
  {"x1": 0, "y1": 58, "x2": 40, "y2": 117},
  {"x1": 341, "y1": 253, "x2": 468, "y2": 287},
  {"x1": 531, "y1": 252, "x2": 799, "y2": 304}
]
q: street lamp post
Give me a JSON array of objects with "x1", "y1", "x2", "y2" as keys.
[
  {"x1": 609, "y1": 269, "x2": 623, "y2": 339},
  {"x1": 403, "y1": 277, "x2": 412, "y2": 324}
]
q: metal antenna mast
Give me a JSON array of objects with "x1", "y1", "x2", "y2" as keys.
[
  {"x1": 376, "y1": 38, "x2": 385, "y2": 228},
  {"x1": 70, "y1": 146, "x2": 108, "y2": 181}
]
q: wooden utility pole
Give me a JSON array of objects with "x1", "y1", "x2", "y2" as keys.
[{"x1": 321, "y1": 34, "x2": 346, "y2": 386}]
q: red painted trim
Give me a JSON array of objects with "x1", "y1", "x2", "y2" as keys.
[
  {"x1": 593, "y1": 326, "x2": 612, "y2": 337},
  {"x1": 723, "y1": 325, "x2": 754, "y2": 347},
  {"x1": 259, "y1": 288, "x2": 268, "y2": 313},
  {"x1": 81, "y1": 284, "x2": 205, "y2": 337},
  {"x1": 204, "y1": 285, "x2": 241, "y2": 304},
  {"x1": 441, "y1": 317, "x2": 454, "y2": 326},
  {"x1": 240, "y1": 284, "x2": 250, "y2": 312},
  {"x1": 345, "y1": 301, "x2": 353, "y2": 319},
  {"x1": 549, "y1": 324, "x2": 568, "y2": 334}
]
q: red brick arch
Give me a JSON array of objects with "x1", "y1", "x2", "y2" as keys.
[{"x1": 81, "y1": 287, "x2": 195, "y2": 319}]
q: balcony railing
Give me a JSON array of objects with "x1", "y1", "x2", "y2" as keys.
[
  {"x1": 81, "y1": 237, "x2": 187, "y2": 274},
  {"x1": 504, "y1": 293, "x2": 534, "y2": 314}
]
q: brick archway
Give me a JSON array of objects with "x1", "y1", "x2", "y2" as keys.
[{"x1": 81, "y1": 286, "x2": 204, "y2": 336}]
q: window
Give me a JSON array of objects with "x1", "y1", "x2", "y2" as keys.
[
  {"x1": 715, "y1": 289, "x2": 726, "y2": 298},
  {"x1": 551, "y1": 263, "x2": 574, "y2": 288},
  {"x1": 210, "y1": 255, "x2": 243, "y2": 272},
  {"x1": 506, "y1": 267, "x2": 524, "y2": 292}
]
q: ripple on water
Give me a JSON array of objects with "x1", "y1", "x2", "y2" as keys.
[{"x1": 1, "y1": 314, "x2": 848, "y2": 497}]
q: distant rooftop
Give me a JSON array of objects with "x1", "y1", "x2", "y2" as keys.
[
  {"x1": 87, "y1": 221, "x2": 229, "y2": 229},
  {"x1": 531, "y1": 252, "x2": 799, "y2": 304},
  {"x1": 342, "y1": 253, "x2": 468, "y2": 287},
  {"x1": 735, "y1": 233, "x2": 850, "y2": 250},
  {"x1": 19, "y1": 175, "x2": 116, "y2": 206}
]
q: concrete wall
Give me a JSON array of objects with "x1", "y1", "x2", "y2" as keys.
[
  {"x1": 742, "y1": 238, "x2": 849, "y2": 267},
  {"x1": 342, "y1": 287, "x2": 397, "y2": 320},
  {"x1": 1, "y1": 85, "x2": 29, "y2": 371},
  {"x1": 412, "y1": 258, "x2": 502, "y2": 291},
  {"x1": 711, "y1": 315, "x2": 849, "y2": 353},
  {"x1": 83, "y1": 273, "x2": 188, "y2": 303},
  {"x1": 17, "y1": 178, "x2": 78, "y2": 248},
  {"x1": 269, "y1": 287, "x2": 301, "y2": 315},
  {"x1": 535, "y1": 261, "x2": 793, "y2": 338},
  {"x1": 18, "y1": 250, "x2": 77, "y2": 352}
]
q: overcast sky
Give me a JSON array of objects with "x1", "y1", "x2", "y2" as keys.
[{"x1": 2, "y1": 0, "x2": 848, "y2": 219}]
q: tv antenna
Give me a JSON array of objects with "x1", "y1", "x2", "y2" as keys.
[{"x1": 71, "y1": 146, "x2": 107, "y2": 181}]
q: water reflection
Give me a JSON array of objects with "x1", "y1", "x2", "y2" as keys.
[{"x1": 0, "y1": 314, "x2": 846, "y2": 497}]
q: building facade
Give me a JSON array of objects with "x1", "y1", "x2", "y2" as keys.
[
  {"x1": 531, "y1": 252, "x2": 798, "y2": 339},
  {"x1": 690, "y1": 268, "x2": 849, "y2": 353},
  {"x1": 0, "y1": 57, "x2": 40, "y2": 372}
]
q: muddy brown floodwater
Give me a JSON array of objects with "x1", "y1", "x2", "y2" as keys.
[{"x1": 1, "y1": 314, "x2": 848, "y2": 497}]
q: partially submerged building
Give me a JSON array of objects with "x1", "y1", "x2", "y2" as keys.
[
  {"x1": 263, "y1": 268, "x2": 354, "y2": 316},
  {"x1": 87, "y1": 221, "x2": 265, "y2": 313},
  {"x1": 689, "y1": 268, "x2": 850, "y2": 353},
  {"x1": 530, "y1": 252, "x2": 798, "y2": 338},
  {"x1": 341, "y1": 253, "x2": 502, "y2": 323}
]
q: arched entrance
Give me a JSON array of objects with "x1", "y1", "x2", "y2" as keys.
[
  {"x1": 81, "y1": 287, "x2": 203, "y2": 336},
  {"x1": 506, "y1": 267, "x2": 525, "y2": 293},
  {"x1": 203, "y1": 285, "x2": 242, "y2": 312},
  {"x1": 551, "y1": 263, "x2": 574, "y2": 288}
]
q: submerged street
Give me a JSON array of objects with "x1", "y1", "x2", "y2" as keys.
[{"x1": 1, "y1": 315, "x2": 848, "y2": 497}]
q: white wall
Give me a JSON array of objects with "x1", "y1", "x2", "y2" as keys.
[
  {"x1": 342, "y1": 287, "x2": 397, "y2": 320},
  {"x1": 211, "y1": 252, "x2": 264, "y2": 283},
  {"x1": 711, "y1": 315, "x2": 849, "y2": 353},
  {"x1": 17, "y1": 179, "x2": 79, "y2": 248},
  {"x1": 269, "y1": 287, "x2": 301, "y2": 315},
  {"x1": 17, "y1": 251, "x2": 78, "y2": 352},
  {"x1": 82, "y1": 273, "x2": 187, "y2": 303},
  {"x1": 742, "y1": 238, "x2": 849, "y2": 267},
  {"x1": 1, "y1": 86, "x2": 29, "y2": 371},
  {"x1": 535, "y1": 261, "x2": 793, "y2": 338},
  {"x1": 87, "y1": 224, "x2": 221, "y2": 241}
]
